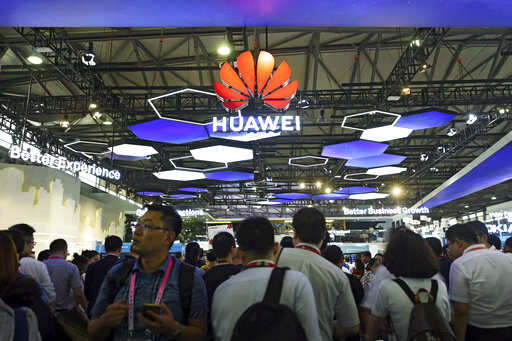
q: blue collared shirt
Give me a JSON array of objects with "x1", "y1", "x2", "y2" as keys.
[{"x1": 91, "y1": 255, "x2": 208, "y2": 341}]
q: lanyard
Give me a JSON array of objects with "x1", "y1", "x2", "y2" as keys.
[
  {"x1": 128, "y1": 257, "x2": 174, "y2": 334},
  {"x1": 296, "y1": 244, "x2": 321, "y2": 255},
  {"x1": 464, "y1": 246, "x2": 487, "y2": 254},
  {"x1": 244, "y1": 260, "x2": 277, "y2": 269},
  {"x1": 48, "y1": 256, "x2": 65, "y2": 260}
]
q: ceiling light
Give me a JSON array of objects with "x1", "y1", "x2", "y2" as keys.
[
  {"x1": 325, "y1": 187, "x2": 332, "y2": 194},
  {"x1": 298, "y1": 99, "x2": 310, "y2": 109},
  {"x1": 420, "y1": 63, "x2": 429, "y2": 72},
  {"x1": 92, "y1": 111, "x2": 102, "y2": 120},
  {"x1": 491, "y1": 196, "x2": 497, "y2": 200},
  {"x1": 466, "y1": 113, "x2": 477, "y2": 125},
  {"x1": 59, "y1": 119, "x2": 70, "y2": 128},
  {"x1": 437, "y1": 146, "x2": 446, "y2": 153},
  {"x1": 316, "y1": 181, "x2": 322, "y2": 189},
  {"x1": 360, "y1": 125, "x2": 412, "y2": 142},
  {"x1": 447, "y1": 128, "x2": 457, "y2": 136},
  {"x1": 27, "y1": 47, "x2": 43, "y2": 65},
  {"x1": 401, "y1": 87, "x2": 411, "y2": 95},
  {"x1": 217, "y1": 45, "x2": 231, "y2": 56},
  {"x1": 420, "y1": 154, "x2": 429, "y2": 162},
  {"x1": 387, "y1": 95, "x2": 401, "y2": 102},
  {"x1": 391, "y1": 186, "x2": 402, "y2": 197},
  {"x1": 410, "y1": 39, "x2": 421, "y2": 47},
  {"x1": 81, "y1": 42, "x2": 96, "y2": 66},
  {"x1": 110, "y1": 144, "x2": 158, "y2": 157},
  {"x1": 367, "y1": 166, "x2": 407, "y2": 176},
  {"x1": 299, "y1": 182, "x2": 305, "y2": 189},
  {"x1": 153, "y1": 169, "x2": 205, "y2": 181},
  {"x1": 190, "y1": 145, "x2": 253, "y2": 163},
  {"x1": 464, "y1": 205, "x2": 469, "y2": 208},
  {"x1": 349, "y1": 193, "x2": 390, "y2": 200},
  {"x1": 89, "y1": 102, "x2": 98, "y2": 110}
]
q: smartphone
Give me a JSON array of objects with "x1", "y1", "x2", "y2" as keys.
[{"x1": 143, "y1": 303, "x2": 162, "y2": 320}]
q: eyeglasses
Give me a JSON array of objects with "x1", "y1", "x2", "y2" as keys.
[{"x1": 135, "y1": 223, "x2": 172, "y2": 232}]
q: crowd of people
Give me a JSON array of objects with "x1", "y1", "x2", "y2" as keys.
[{"x1": 1, "y1": 205, "x2": 512, "y2": 341}]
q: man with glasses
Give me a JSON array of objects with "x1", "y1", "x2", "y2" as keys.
[
  {"x1": 89, "y1": 205, "x2": 208, "y2": 341},
  {"x1": 9, "y1": 223, "x2": 56, "y2": 306}
]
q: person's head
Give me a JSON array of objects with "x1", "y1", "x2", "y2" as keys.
[
  {"x1": 212, "y1": 232, "x2": 236, "y2": 260},
  {"x1": 72, "y1": 253, "x2": 89, "y2": 275},
  {"x1": 205, "y1": 250, "x2": 217, "y2": 266},
  {"x1": 488, "y1": 234, "x2": 501, "y2": 250},
  {"x1": 504, "y1": 237, "x2": 512, "y2": 253},
  {"x1": 0, "y1": 231, "x2": 20, "y2": 295},
  {"x1": 466, "y1": 220, "x2": 489, "y2": 246},
  {"x1": 6, "y1": 230, "x2": 25, "y2": 259},
  {"x1": 425, "y1": 237, "x2": 443, "y2": 258},
  {"x1": 82, "y1": 250, "x2": 100, "y2": 264},
  {"x1": 185, "y1": 242, "x2": 201, "y2": 266},
  {"x1": 292, "y1": 207, "x2": 326, "y2": 245},
  {"x1": 236, "y1": 216, "x2": 277, "y2": 263},
  {"x1": 374, "y1": 253, "x2": 383, "y2": 265},
  {"x1": 49, "y1": 239, "x2": 68, "y2": 257},
  {"x1": 361, "y1": 251, "x2": 372, "y2": 264},
  {"x1": 278, "y1": 236, "x2": 292, "y2": 248},
  {"x1": 104, "y1": 235, "x2": 123, "y2": 254},
  {"x1": 37, "y1": 249, "x2": 51, "y2": 262},
  {"x1": 322, "y1": 245, "x2": 344, "y2": 268},
  {"x1": 8, "y1": 223, "x2": 36, "y2": 256},
  {"x1": 445, "y1": 223, "x2": 478, "y2": 260},
  {"x1": 366, "y1": 258, "x2": 379, "y2": 272},
  {"x1": 132, "y1": 205, "x2": 182, "y2": 257},
  {"x1": 384, "y1": 229, "x2": 439, "y2": 278}
]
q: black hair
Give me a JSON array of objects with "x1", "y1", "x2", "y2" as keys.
[
  {"x1": 322, "y1": 245, "x2": 343, "y2": 265},
  {"x1": 185, "y1": 242, "x2": 201, "y2": 266},
  {"x1": 37, "y1": 249, "x2": 51, "y2": 262},
  {"x1": 49, "y1": 239, "x2": 67, "y2": 253},
  {"x1": 212, "y1": 232, "x2": 236, "y2": 258},
  {"x1": 366, "y1": 258, "x2": 378, "y2": 271},
  {"x1": 105, "y1": 235, "x2": 123, "y2": 252},
  {"x1": 488, "y1": 234, "x2": 501, "y2": 250},
  {"x1": 445, "y1": 223, "x2": 478, "y2": 244},
  {"x1": 145, "y1": 205, "x2": 183, "y2": 235},
  {"x1": 361, "y1": 251, "x2": 372, "y2": 259},
  {"x1": 279, "y1": 236, "x2": 294, "y2": 248},
  {"x1": 72, "y1": 253, "x2": 88, "y2": 267},
  {"x1": 384, "y1": 229, "x2": 439, "y2": 278},
  {"x1": 292, "y1": 207, "x2": 326, "y2": 244},
  {"x1": 504, "y1": 237, "x2": 512, "y2": 252},
  {"x1": 236, "y1": 216, "x2": 275, "y2": 256},
  {"x1": 5, "y1": 230, "x2": 25, "y2": 255},
  {"x1": 206, "y1": 249, "x2": 217, "y2": 262},
  {"x1": 466, "y1": 220, "x2": 488, "y2": 238},
  {"x1": 425, "y1": 237, "x2": 442, "y2": 257},
  {"x1": 81, "y1": 250, "x2": 99, "y2": 260},
  {"x1": 8, "y1": 224, "x2": 35, "y2": 238}
]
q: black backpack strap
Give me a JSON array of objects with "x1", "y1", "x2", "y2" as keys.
[
  {"x1": 393, "y1": 278, "x2": 416, "y2": 304},
  {"x1": 179, "y1": 262, "x2": 195, "y2": 325},
  {"x1": 108, "y1": 258, "x2": 136, "y2": 302},
  {"x1": 262, "y1": 267, "x2": 288, "y2": 304},
  {"x1": 275, "y1": 247, "x2": 284, "y2": 264},
  {"x1": 430, "y1": 280, "x2": 438, "y2": 302}
]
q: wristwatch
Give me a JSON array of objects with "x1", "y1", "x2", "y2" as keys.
[{"x1": 170, "y1": 322, "x2": 183, "y2": 338}]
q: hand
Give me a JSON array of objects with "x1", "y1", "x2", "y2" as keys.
[
  {"x1": 139, "y1": 303, "x2": 179, "y2": 336},
  {"x1": 100, "y1": 298, "x2": 129, "y2": 328}
]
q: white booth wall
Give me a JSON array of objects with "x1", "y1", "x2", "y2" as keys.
[{"x1": 0, "y1": 163, "x2": 136, "y2": 257}]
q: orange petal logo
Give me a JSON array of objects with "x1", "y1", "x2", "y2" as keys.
[{"x1": 214, "y1": 51, "x2": 298, "y2": 112}]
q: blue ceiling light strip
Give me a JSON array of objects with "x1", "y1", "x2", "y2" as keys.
[
  {"x1": 346, "y1": 153, "x2": 406, "y2": 168},
  {"x1": 275, "y1": 193, "x2": 312, "y2": 200},
  {"x1": 321, "y1": 140, "x2": 388, "y2": 160},
  {"x1": 129, "y1": 119, "x2": 209, "y2": 144},
  {"x1": 395, "y1": 109, "x2": 457, "y2": 130},
  {"x1": 205, "y1": 171, "x2": 254, "y2": 181},
  {"x1": 311, "y1": 194, "x2": 349, "y2": 200},
  {"x1": 335, "y1": 186, "x2": 376, "y2": 195},
  {"x1": 179, "y1": 187, "x2": 208, "y2": 193}
]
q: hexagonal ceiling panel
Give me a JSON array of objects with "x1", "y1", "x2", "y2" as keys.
[
  {"x1": 335, "y1": 186, "x2": 377, "y2": 195},
  {"x1": 321, "y1": 140, "x2": 388, "y2": 160},
  {"x1": 64, "y1": 140, "x2": 109, "y2": 155},
  {"x1": 341, "y1": 110, "x2": 400, "y2": 131},
  {"x1": 344, "y1": 173, "x2": 379, "y2": 182},
  {"x1": 395, "y1": 109, "x2": 457, "y2": 130},
  {"x1": 288, "y1": 155, "x2": 329, "y2": 167},
  {"x1": 205, "y1": 171, "x2": 254, "y2": 182},
  {"x1": 129, "y1": 119, "x2": 209, "y2": 144},
  {"x1": 346, "y1": 153, "x2": 406, "y2": 168}
]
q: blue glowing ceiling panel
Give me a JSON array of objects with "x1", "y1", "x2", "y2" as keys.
[
  {"x1": 137, "y1": 191, "x2": 164, "y2": 196},
  {"x1": 420, "y1": 141, "x2": 512, "y2": 209},
  {"x1": 321, "y1": 140, "x2": 388, "y2": 160},
  {"x1": 168, "y1": 194, "x2": 196, "y2": 199},
  {"x1": 395, "y1": 110, "x2": 456, "y2": 130},
  {"x1": 335, "y1": 186, "x2": 377, "y2": 195},
  {"x1": 269, "y1": 199, "x2": 292, "y2": 203},
  {"x1": 104, "y1": 152, "x2": 147, "y2": 162},
  {"x1": 129, "y1": 119, "x2": 209, "y2": 144},
  {"x1": 179, "y1": 187, "x2": 208, "y2": 193},
  {"x1": 346, "y1": 153, "x2": 406, "y2": 168},
  {"x1": 312, "y1": 194, "x2": 349, "y2": 200},
  {"x1": 275, "y1": 193, "x2": 312, "y2": 200},
  {"x1": 205, "y1": 171, "x2": 254, "y2": 182}
]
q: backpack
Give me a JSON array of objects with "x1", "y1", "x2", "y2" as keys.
[
  {"x1": 231, "y1": 267, "x2": 308, "y2": 341},
  {"x1": 393, "y1": 279, "x2": 455, "y2": 341},
  {"x1": 106, "y1": 257, "x2": 195, "y2": 323}
]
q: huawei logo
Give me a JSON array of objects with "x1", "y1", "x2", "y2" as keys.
[{"x1": 214, "y1": 50, "x2": 298, "y2": 112}]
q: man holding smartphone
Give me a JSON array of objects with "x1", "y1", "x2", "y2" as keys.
[{"x1": 88, "y1": 205, "x2": 208, "y2": 341}]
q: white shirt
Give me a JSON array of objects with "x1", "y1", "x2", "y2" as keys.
[
  {"x1": 211, "y1": 266, "x2": 321, "y2": 341},
  {"x1": 19, "y1": 257, "x2": 56, "y2": 302},
  {"x1": 361, "y1": 264, "x2": 394, "y2": 310},
  {"x1": 373, "y1": 277, "x2": 451, "y2": 341},
  {"x1": 277, "y1": 244, "x2": 360, "y2": 341},
  {"x1": 450, "y1": 244, "x2": 512, "y2": 328}
]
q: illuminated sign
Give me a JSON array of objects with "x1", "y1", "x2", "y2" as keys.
[
  {"x1": 342, "y1": 206, "x2": 430, "y2": 216},
  {"x1": 487, "y1": 223, "x2": 512, "y2": 234},
  {"x1": 9, "y1": 145, "x2": 121, "y2": 180},
  {"x1": 212, "y1": 115, "x2": 301, "y2": 133},
  {"x1": 178, "y1": 209, "x2": 205, "y2": 217}
]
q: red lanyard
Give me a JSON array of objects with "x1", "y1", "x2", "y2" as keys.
[
  {"x1": 244, "y1": 260, "x2": 277, "y2": 269},
  {"x1": 48, "y1": 256, "x2": 65, "y2": 260},
  {"x1": 128, "y1": 257, "x2": 174, "y2": 334},
  {"x1": 465, "y1": 246, "x2": 487, "y2": 254},
  {"x1": 296, "y1": 244, "x2": 321, "y2": 255}
]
